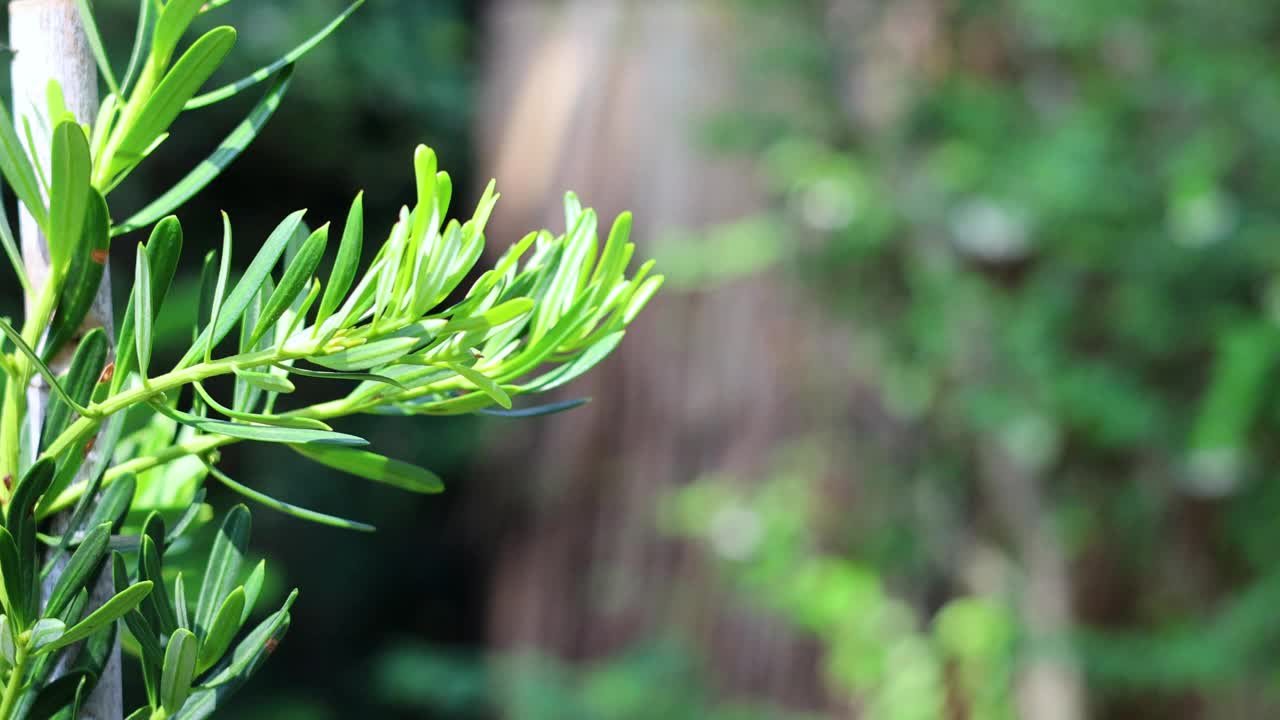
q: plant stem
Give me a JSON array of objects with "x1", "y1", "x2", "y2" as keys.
[{"x1": 0, "y1": 644, "x2": 28, "y2": 720}]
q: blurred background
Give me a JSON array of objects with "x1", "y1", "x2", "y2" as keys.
[{"x1": 7, "y1": 0, "x2": 1280, "y2": 717}]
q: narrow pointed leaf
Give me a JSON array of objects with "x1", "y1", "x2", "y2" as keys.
[
  {"x1": 317, "y1": 191, "x2": 364, "y2": 326},
  {"x1": 41, "y1": 329, "x2": 107, "y2": 452},
  {"x1": 139, "y1": 535, "x2": 178, "y2": 634},
  {"x1": 478, "y1": 397, "x2": 591, "y2": 418},
  {"x1": 524, "y1": 331, "x2": 626, "y2": 392},
  {"x1": 113, "y1": 27, "x2": 237, "y2": 170},
  {"x1": 43, "y1": 581, "x2": 153, "y2": 652},
  {"x1": 73, "y1": 0, "x2": 121, "y2": 94},
  {"x1": 113, "y1": 217, "x2": 183, "y2": 391},
  {"x1": 0, "y1": 319, "x2": 91, "y2": 416},
  {"x1": 45, "y1": 189, "x2": 109, "y2": 361},
  {"x1": 48, "y1": 121, "x2": 93, "y2": 280},
  {"x1": 0, "y1": 98, "x2": 47, "y2": 230},
  {"x1": 149, "y1": 402, "x2": 367, "y2": 446},
  {"x1": 174, "y1": 573, "x2": 189, "y2": 629},
  {"x1": 194, "y1": 505, "x2": 249, "y2": 637},
  {"x1": 196, "y1": 587, "x2": 243, "y2": 673},
  {"x1": 181, "y1": 209, "x2": 307, "y2": 368},
  {"x1": 289, "y1": 445, "x2": 443, "y2": 494},
  {"x1": 161, "y1": 628, "x2": 198, "y2": 712},
  {"x1": 443, "y1": 362, "x2": 511, "y2": 409},
  {"x1": 0, "y1": 187, "x2": 28, "y2": 294},
  {"x1": 134, "y1": 244, "x2": 154, "y2": 378},
  {"x1": 251, "y1": 224, "x2": 327, "y2": 346},
  {"x1": 121, "y1": 0, "x2": 159, "y2": 95},
  {"x1": 151, "y1": 0, "x2": 205, "y2": 67},
  {"x1": 233, "y1": 369, "x2": 295, "y2": 395},
  {"x1": 277, "y1": 363, "x2": 404, "y2": 389},
  {"x1": 177, "y1": 602, "x2": 292, "y2": 719},
  {"x1": 208, "y1": 465, "x2": 374, "y2": 532},
  {"x1": 44, "y1": 523, "x2": 110, "y2": 620},
  {"x1": 114, "y1": 67, "x2": 294, "y2": 235},
  {"x1": 186, "y1": 1, "x2": 362, "y2": 109},
  {"x1": 0, "y1": 528, "x2": 24, "y2": 627}
]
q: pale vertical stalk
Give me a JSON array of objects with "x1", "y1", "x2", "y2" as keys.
[{"x1": 10, "y1": 1, "x2": 120, "y2": 717}]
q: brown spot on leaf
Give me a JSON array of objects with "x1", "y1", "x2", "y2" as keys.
[
  {"x1": 91, "y1": 249, "x2": 108, "y2": 264},
  {"x1": 98, "y1": 361, "x2": 115, "y2": 384}
]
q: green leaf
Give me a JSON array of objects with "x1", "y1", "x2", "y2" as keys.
[
  {"x1": 289, "y1": 445, "x2": 443, "y2": 494},
  {"x1": 166, "y1": 487, "x2": 207, "y2": 546},
  {"x1": 0, "y1": 318, "x2": 92, "y2": 416},
  {"x1": 181, "y1": 210, "x2": 307, "y2": 369},
  {"x1": 26, "y1": 670, "x2": 92, "y2": 720},
  {"x1": 441, "y1": 298, "x2": 535, "y2": 335},
  {"x1": 524, "y1": 331, "x2": 626, "y2": 392},
  {"x1": 151, "y1": 0, "x2": 205, "y2": 69},
  {"x1": 443, "y1": 362, "x2": 511, "y2": 409},
  {"x1": 276, "y1": 363, "x2": 404, "y2": 389},
  {"x1": 200, "y1": 590, "x2": 294, "y2": 689},
  {"x1": 174, "y1": 572, "x2": 189, "y2": 629},
  {"x1": 40, "y1": 329, "x2": 107, "y2": 452},
  {"x1": 161, "y1": 628, "x2": 198, "y2": 713},
  {"x1": 194, "y1": 505, "x2": 250, "y2": 638},
  {"x1": 232, "y1": 369, "x2": 295, "y2": 395},
  {"x1": 81, "y1": 472, "x2": 134, "y2": 535},
  {"x1": 0, "y1": 528, "x2": 24, "y2": 628},
  {"x1": 478, "y1": 397, "x2": 591, "y2": 418},
  {"x1": 41, "y1": 581, "x2": 153, "y2": 653},
  {"x1": 48, "y1": 121, "x2": 93, "y2": 281},
  {"x1": 240, "y1": 561, "x2": 264, "y2": 625},
  {"x1": 623, "y1": 275, "x2": 664, "y2": 324},
  {"x1": 134, "y1": 243, "x2": 154, "y2": 378},
  {"x1": 113, "y1": 26, "x2": 237, "y2": 172},
  {"x1": 28, "y1": 617, "x2": 66, "y2": 653},
  {"x1": 149, "y1": 402, "x2": 367, "y2": 447},
  {"x1": 8, "y1": 459, "x2": 55, "y2": 626},
  {"x1": 114, "y1": 217, "x2": 183, "y2": 393},
  {"x1": 196, "y1": 586, "x2": 243, "y2": 674},
  {"x1": 311, "y1": 335, "x2": 423, "y2": 371},
  {"x1": 115, "y1": 554, "x2": 164, "y2": 673},
  {"x1": 121, "y1": 0, "x2": 159, "y2": 96},
  {"x1": 202, "y1": 214, "x2": 233, "y2": 364},
  {"x1": 186, "y1": 1, "x2": 363, "y2": 109},
  {"x1": 207, "y1": 464, "x2": 374, "y2": 532},
  {"x1": 251, "y1": 224, "x2": 327, "y2": 346},
  {"x1": 45, "y1": 188, "x2": 110, "y2": 361},
  {"x1": 177, "y1": 598, "x2": 293, "y2": 719},
  {"x1": 0, "y1": 97, "x2": 48, "y2": 231},
  {"x1": 114, "y1": 67, "x2": 294, "y2": 235},
  {"x1": 139, "y1": 535, "x2": 178, "y2": 635},
  {"x1": 73, "y1": 0, "x2": 121, "y2": 94},
  {"x1": 317, "y1": 192, "x2": 364, "y2": 327},
  {"x1": 0, "y1": 615, "x2": 14, "y2": 665},
  {"x1": 0, "y1": 181, "x2": 28, "y2": 295},
  {"x1": 44, "y1": 523, "x2": 110, "y2": 620}
]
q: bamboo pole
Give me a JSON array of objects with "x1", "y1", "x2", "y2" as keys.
[{"x1": 10, "y1": 1, "x2": 120, "y2": 716}]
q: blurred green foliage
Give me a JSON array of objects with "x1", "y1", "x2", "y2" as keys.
[{"x1": 653, "y1": 0, "x2": 1280, "y2": 715}]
